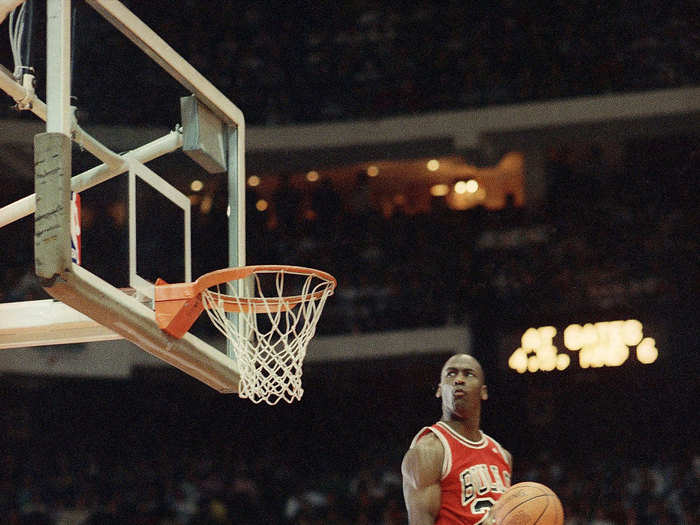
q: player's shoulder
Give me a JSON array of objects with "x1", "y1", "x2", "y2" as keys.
[
  {"x1": 402, "y1": 428, "x2": 444, "y2": 489},
  {"x1": 411, "y1": 428, "x2": 444, "y2": 453},
  {"x1": 482, "y1": 431, "x2": 513, "y2": 467}
]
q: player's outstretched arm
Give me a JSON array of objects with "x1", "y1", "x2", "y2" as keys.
[
  {"x1": 402, "y1": 432, "x2": 444, "y2": 525},
  {"x1": 1, "y1": 0, "x2": 26, "y2": 25},
  {"x1": 483, "y1": 505, "x2": 497, "y2": 525}
]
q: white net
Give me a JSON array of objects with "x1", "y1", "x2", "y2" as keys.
[{"x1": 201, "y1": 267, "x2": 335, "y2": 404}]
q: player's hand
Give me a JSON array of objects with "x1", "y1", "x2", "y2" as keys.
[{"x1": 483, "y1": 502, "x2": 498, "y2": 524}]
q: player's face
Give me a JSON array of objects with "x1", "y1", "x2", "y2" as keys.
[{"x1": 437, "y1": 354, "x2": 487, "y2": 417}]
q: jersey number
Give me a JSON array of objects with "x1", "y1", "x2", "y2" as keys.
[{"x1": 471, "y1": 497, "x2": 496, "y2": 520}]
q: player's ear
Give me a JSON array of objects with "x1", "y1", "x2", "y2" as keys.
[
  {"x1": 435, "y1": 383, "x2": 442, "y2": 398},
  {"x1": 480, "y1": 384, "x2": 488, "y2": 401}
]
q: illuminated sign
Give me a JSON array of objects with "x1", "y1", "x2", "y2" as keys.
[{"x1": 508, "y1": 320, "x2": 658, "y2": 373}]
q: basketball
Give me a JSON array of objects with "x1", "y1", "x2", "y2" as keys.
[{"x1": 492, "y1": 482, "x2": 564, "y2": 525}]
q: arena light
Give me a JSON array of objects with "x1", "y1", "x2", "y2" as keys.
[
  {"x1": 367, "y1": 165, "x2": 379, "y2": 177},
  {"x1": 247, "y1": 175, "x2": 260, "y2": 187},
  {"x1": 190, "y1": 179, "x2": 203, "y2": 192},
  {"x1": 430, "y1": 183, "x2": 450, "y2": 197},
  {"x1": 509, "y1": 319, "x2": 658, "y2": 373},
  {"x1": 306, "y1": 170, "x2": 320, "y2": 182},
  {"x1": 255, "y1": 199, "x2": 268, "y2": 212},
  {"x1": 636, "y1": 337, "x2": 658, "y2": 364},
  {"x1": 200, "y1": 194, "x2": 213, "y2": 214},
  {"x1": 556, "y1": 353, "x2": 570, "y2": 370},
  {"x1": 454, "y1": 180, "x2": 469, "y2": 194},
  {"x1": 508, "y1": 348, "x2": 528, "y2": 373},
  {"x1": 427, "y1": 159, "x2": 440, "y2": 172}
]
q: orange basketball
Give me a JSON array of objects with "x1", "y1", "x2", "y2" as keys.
[{"x1": 493, "y1": 482, "x2": 564, "y2": 525}]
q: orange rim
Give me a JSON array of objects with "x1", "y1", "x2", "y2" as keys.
[
  {"x1": 155, "y1": 265, "x2": 336, "y2": 337},
  {"x1": 201, "y1": 265, "x2": 336, "y2": 313}
]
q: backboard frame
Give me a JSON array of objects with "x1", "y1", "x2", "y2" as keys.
[
  {"x1": 0, "y1": 0, "x2": 246, "y2": 393},
  {"x1": 128, "y1": 158, "x2": 192, "y2": 301}
]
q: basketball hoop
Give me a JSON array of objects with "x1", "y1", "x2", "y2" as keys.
[{"x1": 154, "y1": 265, "x2": 336, "y2": 404}]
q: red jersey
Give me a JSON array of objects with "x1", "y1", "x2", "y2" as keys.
[{"x1": 409, "y1": 421, "x2": 512, "y2": 525}]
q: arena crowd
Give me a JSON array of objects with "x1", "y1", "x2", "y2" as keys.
[{"x1": 0, "y1": 1, "x2": 697, "y2": 523}]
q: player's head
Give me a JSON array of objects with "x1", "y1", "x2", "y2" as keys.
[{"x1": 436, "y1": 353, "x2": 488, "y2": 422}]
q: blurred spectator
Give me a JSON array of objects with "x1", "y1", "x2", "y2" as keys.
[{"x1": 4, "y1": 0, "x2": 696, "y2": 126}]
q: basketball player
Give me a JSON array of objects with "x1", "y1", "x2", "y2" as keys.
[{"x1": 402, "y1": 353, "x2": 512, "y2": 524}]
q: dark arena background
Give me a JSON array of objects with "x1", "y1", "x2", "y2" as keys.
[{"x1": 0, "y1": 1, "x2": 698, "y2": 524}]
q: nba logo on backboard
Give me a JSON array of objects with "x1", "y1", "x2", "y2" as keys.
[{"x1": 70, "y1": 192, "x2": 81, "y2": 265}]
